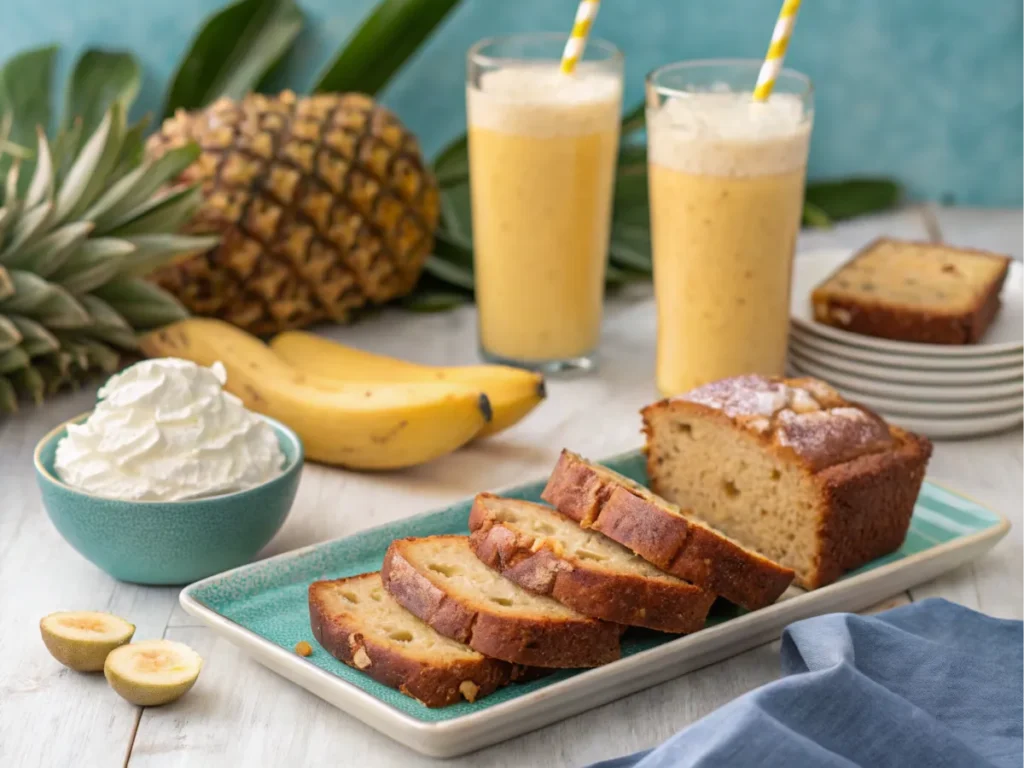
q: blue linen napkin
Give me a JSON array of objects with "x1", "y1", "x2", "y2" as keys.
[{"x1": 591, "y1": 599, "x2": 1023, "y2": 768}]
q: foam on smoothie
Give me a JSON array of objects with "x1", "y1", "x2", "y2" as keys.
[
  {"x1": 647, "y1": 91, "x2": 811, "y2": 176},
  {"x1": 468, "y1": 64, "x2": 622, "y2": 137}
]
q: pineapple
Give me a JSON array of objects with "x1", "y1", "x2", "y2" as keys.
[
  {"x1": 0, "y1": 106, "x2": 216, "y2": 413},
  {"x1": 145, "y1": 90, "x2": 441, "y2": 334}
]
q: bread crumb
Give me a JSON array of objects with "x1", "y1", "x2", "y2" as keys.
[
  {"x1": 295, "y1": 641, "x2": 313, "y2": 657},
  {"x1": 459, "y1": 680, "x2": 480, "y2": 702},
  {"x1": 353, "y1": 647, "x2": 372, "y2": 669}
]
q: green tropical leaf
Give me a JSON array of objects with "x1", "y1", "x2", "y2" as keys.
[
  {"x1": 438, "y1": 185, "x2": 472, "y2": 247},
  {"x1": 802, "y1": 201, "x2": 832, "y2": 229},
  {"x1": 315, "y1": 0, "x2": 462, "y2": 96},
  {"x1": 423, "y1": 228, "x2": 475, "y2": 291},
  {"x1": 604, "y1": 262, "x2": 650, "y2": 287},
  {"x1": 620, "y1": 101, "x2": 646, "y2": 137},
  {"x1": 402, "y1": 291, "x2": 469, "y2": 312},
  {"x1": 61, "y1": 50, "x2": 141, "y2": 154},
  {"x1": 616, "y1": 144, "x2": 647, "y2": 175},
  {"x1": 423, "y1": 254, "x2": 474, "y2": 291},
  {"x1": 163, "y1": 0, "x2": 304, "y2": 116},
  {"x1": 608, "y1": 226, "x2": 652, "y2": 273},
  {"x1": 433, "y1": 134, "x2": 469, "y2": 188},
  {"x1": 804, "y1": 179, "x2": 902, "y2": 222},
  {"x1": 0, "y1": 46, "x2": 57, "y2": 167},
  {"x1": 613, "y1": 173, "x2": 649, "y2": 210},
  {"x1": 93, "y1": 277, "x2": 188, "y2": 329}
]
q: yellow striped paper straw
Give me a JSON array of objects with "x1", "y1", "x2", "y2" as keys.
[
  {"x1": 753, "y1": 0, "x2": 802, "y2": 101},
  {"x1": 560, "y1": 0, "x2": 601, "y2": 74}
]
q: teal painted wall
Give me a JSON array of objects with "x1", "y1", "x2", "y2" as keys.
[{"x1": 4, "y1": 0, "x2": 1022, "y2": 205}]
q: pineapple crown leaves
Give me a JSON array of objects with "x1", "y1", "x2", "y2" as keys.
[{"x1": 0, "y1": 51, "x2": 218, "y2": 413}]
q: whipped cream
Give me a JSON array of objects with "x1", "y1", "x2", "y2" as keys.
[{"x1": 55, "y1": 358, "x2": 284, "y2": 501}]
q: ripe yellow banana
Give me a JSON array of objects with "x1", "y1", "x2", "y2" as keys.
[
  {"x1": 139, "y1": 319, "x2": 491, "y2": 470},
  {"x1": 269, "y1": 331, "x2": 546, "y2": 437}
]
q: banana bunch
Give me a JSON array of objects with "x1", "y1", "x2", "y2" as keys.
[{"x1": 139, "y1": 320, "x2": 545, "y2": 470}]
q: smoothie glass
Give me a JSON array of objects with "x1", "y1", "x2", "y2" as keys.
[
  {"x1": 646, "y1": 60, "x2": 813, "y2": 395},
  {"x1": 467, "y1": 33, "x2": 623, "y2": 373}
]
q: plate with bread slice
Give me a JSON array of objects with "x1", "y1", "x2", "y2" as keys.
[
  {"x1": 793, "y1": 241, "x2": 1022, "y2": 355},
  {"x1": 789, "y1": 242, "x2": 1022, "y2": 437},
  {"x1": 180, "y1": 375, "x2": 1010, "y2": 758}
]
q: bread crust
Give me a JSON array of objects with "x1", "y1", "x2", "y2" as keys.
[
  {"x1": 468, "y1": 494, "x2": 715, "y2": 633},
  {"x1": 308, "y1": 575, "x2": 514, "y2": 707},
  {"x1": 811, "y1": 238, "x2": 1011, "y2": 344},
  {"x1": 541, "y1": 452, "x2": 795, "y2": 610},
  {"x1": 642, "y1": 387, "x2": 933, "y2": 590},
  {"x1": 381, "y1": 537, "x2": 621, "y2": 668},
  {"x1": 811, "y1": 427, "x2": 932, "y2": 588}
]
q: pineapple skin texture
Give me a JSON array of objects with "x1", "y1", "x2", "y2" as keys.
[{"x1": 145, "y1": 91, "x2": 440, "y2": 334}]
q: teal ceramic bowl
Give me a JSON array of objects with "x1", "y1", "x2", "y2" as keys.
[{"x1": 34, "y1": 413, "x2": 304, "y2": 586}]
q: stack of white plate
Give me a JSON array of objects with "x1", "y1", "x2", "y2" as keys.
[{"x1": 787, "y1": 250, "x2": 1023, "y2": 439}]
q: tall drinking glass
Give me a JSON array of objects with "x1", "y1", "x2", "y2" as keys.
[
  {"x1": 646, "y1": 60, "x2": 813, "y2": 395},
  {"x1": 467, "y1": 33, "x2": 623, "y2": 373}
]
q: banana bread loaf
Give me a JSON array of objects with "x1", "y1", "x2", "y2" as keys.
[
  {"x1": 642, "y1": 374, "x2": 932, "y2": 589},
  {"x1": 811, "y1": 238, "x2": 1011, "y2": 344}
]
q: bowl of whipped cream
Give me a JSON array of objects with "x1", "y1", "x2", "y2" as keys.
[{"x1": 34, "y1": 357, "x2": 303, "y2": 585}]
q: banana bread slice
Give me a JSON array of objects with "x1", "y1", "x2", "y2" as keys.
[
  {"x1": 469, "y1": 494, "x2": 715, "y2": 633},
  {"x1": 382, "y1": 535, "x2": 621, "y2": 668},
  {"x1": 542, "y1": 451, "x2": 794, "y2": 610},
  {"x1": 811, "y1": 238, "x2": 1011, "y2": 344},
  {"x1": 643, "y1": 375, "x2": 932, "y2": 590},
  {"x1": 309, "y1": 573, "x2": 525, "y2": 707}
]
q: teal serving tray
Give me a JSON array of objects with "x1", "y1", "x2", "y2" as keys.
[{"x1": 180, "y1": 450, "x2": 1009, "y2": 758}]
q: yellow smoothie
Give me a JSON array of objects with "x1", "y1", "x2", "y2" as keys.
[
  {"x1": 647, "y1": 92, "x2": 811, "y2": 394},
  {"x1": 467, "y1": 66, "x2": 621, "y2": 364}
]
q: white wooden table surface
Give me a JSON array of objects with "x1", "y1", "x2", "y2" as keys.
[{"x1": 1, "y1": 206, "x2": 1020, "y2": 768}]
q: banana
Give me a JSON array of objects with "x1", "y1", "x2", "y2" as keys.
[
  {"x1": 139, "y1": 319, "x2": 492, "y2": 470},
  {"x1": 269, "y1": 331, "x2": 545, "y2": 437}
]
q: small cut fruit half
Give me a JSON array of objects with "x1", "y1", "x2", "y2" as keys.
[
  {"x1": 104, "y1": 639, "x2": 203, "y2": 706},
  {"x1": 40, "y1": 611, "x2": 135, "y2": 672}
]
